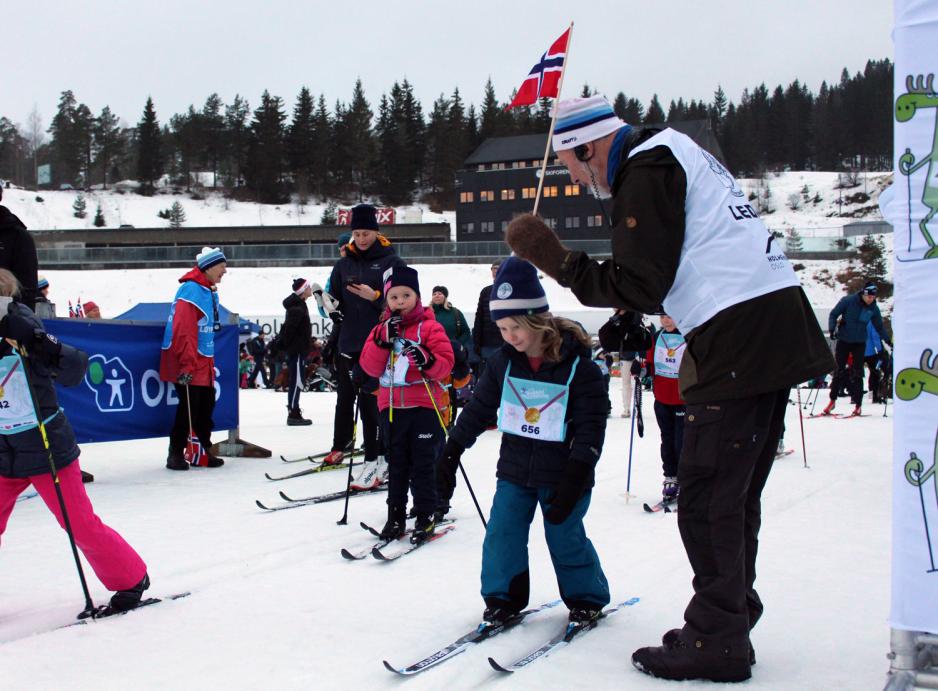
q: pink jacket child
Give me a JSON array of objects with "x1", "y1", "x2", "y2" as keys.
[{"x1": 359, "y1": 265, "x2": 454, "y2": 545}]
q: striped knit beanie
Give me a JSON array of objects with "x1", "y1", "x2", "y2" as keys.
[
  {"x1": 196, "y1": 246, "x2": 227, "y2": 271},
  {"x1": 552, "y1": 95, "x2": 627, "y2": 151}
]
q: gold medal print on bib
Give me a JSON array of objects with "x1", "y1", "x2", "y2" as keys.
[{"x1": 524, "y1": 407, "x2": 540, "y2": 423}]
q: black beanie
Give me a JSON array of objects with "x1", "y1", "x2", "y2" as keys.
[
  {"x1": 432, "y1": 285, "x2": 448, "y2": 297},
  {"x1": 388, "y1": 266, "x2": 420, "y2": 295},
  {"x1": 350, "y1": 203, "x2": 379, "y2": 231}
]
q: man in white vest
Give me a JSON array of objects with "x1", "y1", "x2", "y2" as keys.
[{"x1": 506, "y1": 96, "x2": 832, "y2": 683}]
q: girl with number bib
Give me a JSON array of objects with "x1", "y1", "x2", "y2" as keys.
[
  {"x1": 359, "y1": 266, "x2": 454, "y2": 544},
  {"x1": 0, "y1": 269, "x2": 149, "y2": 613},
  {"x1": 435, "y1": 257, "x2": 610, "y2": 626}
]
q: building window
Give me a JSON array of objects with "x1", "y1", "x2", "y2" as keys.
[
  {"x1": 521, "y1": 187, "x2": 537, "y2": 199},
  {"x1": 460, "y1": 191, "x2": 474, "y2": 203},
  {"x1": 462, "y1": 222, "x2": 474, "y2": 233},
  {"x1": 512, "y1": 161, "x2": 527, "y2": 168},
  {"x1": 480, "y1": 190, "x2": 495, "y2": 202},
  {"x1": 480, "y1": 221, "x2": 496, "y2": 233},
  {"x1": 501, "y1": 189, "x2": 516, "y2": 201},
  {"x1": 543, "y1": 186, "x2": 559, "y2": 198},
  {"x1": 542, "y1": 217, "x2": 557, "y2": 230},
  {"x1": 586, "y1": 215, "x2": 604, "y2": 227},
  {"x1": 565, "y1": 217, "x2": 581, "y2": 229},
  {"x1": 501, "y1": 220, "x2": 509, "y2": 232},
  {"x1": 564, "y1": 184, "x2": 581, "y2": 196},
  {"x1": 493, "y1": 163, "x2": 505, "y2": 170}
]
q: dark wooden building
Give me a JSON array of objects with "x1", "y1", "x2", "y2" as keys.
[{"x1": 454, "y1": 121, "x2": 724, "y2": 242}]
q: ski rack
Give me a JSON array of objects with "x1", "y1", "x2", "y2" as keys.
[{"x1": 885, "y1": 629, "x2": 938, "y2": 690}]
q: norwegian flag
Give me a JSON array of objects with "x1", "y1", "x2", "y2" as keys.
[
  {"x1": 75, "y1": 299, "x2": 84, "y2": 318},
  {"x1": 507, "y1": 27, "x2": 570, "y2": 109},
  {"x1": 185, "y1": 432, "x2": 209, "y2": 467},
  {"x1": 68, "y1": 300, "x2": 76, "y2": 318}
]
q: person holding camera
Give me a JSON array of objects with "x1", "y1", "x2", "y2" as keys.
[
  {"x1": 323, "y1": 205, "x2": 406, "y2": 491},
  {"x1": 598, "y1": 309, "x2": 651, "y2": 417},
  {"x1": 160, "y1": 247, "x2": 227, "y2": 471},
  {"x1": 505, "y1": 95, "x2": 832, "y2": 682}
]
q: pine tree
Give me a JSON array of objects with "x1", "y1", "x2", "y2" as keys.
[
  {"x1": 858, "y1": 233, "x2": 888, "y2": 288},
  {"x1": 171, "y1": 106, "x2": 201, "y2": 190},
  {"x1": 644, "y1": 94, "x2": 665, "y2": 124},
  {"x1": 321, "y1": 200, "x2": 338, "y2": 224},
  {"x1": 93, "y1": 204, "x2": 105, "y2": 227},
  {"x1": 246, "y1": 90, "x2": 287, "y2": 203},
  {"x1": 335, "y1": 79, "x2": 375, "y2": 200},
  {"x1": 710, "y1": 85, "x2": 727, "y2": 136},
  {"x1": 479, "y1": 78, "x2": 502, "y2": 142},
  {"x1": 310, "y1": 95, "x2": 332, "y2": 198},
  {"x1": 168, "y1": 200, "x2": 186, "y2": 227},
  {"x1": 48, "y1": 90, "x2": 83, "y2": 186},
  {"x1": 224, "y1": 95, "x2": 250, "y2": 187},
  {"x1": 287, "y1": 87, "x2": 316, "y2": 191},
  {"x1": 92, "y1": 106, "x2": 122, "y2": 189},
  {"x1": 785, "y1": 227, "x2": 804, "y2": 252},
  {"x1": 136, "y1": 96, "x2": 163, "y2": 194},
  {"x1": 72, "y1": 193, "x2": 87, "y2": 219},
  {"x1": 201, "y1": 93, "x2": 225, "y2": 187}
]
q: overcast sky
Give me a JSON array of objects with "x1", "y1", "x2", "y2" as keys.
[{"x1": 3, "y1": 0, "x2": 893, "y2": 130}]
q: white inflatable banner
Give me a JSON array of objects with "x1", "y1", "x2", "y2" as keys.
[{"x1": 882, "y1": 0, "x2": 938, "y2": 634}]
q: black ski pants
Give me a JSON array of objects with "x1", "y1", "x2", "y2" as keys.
[
  {"x1": 332, "y1": 352, "x2": 380, "y2": 461},
  {"x1": 677, "y1": 388, "x2": 788, "y2": 648},
  {"x1": 829, "y1": 340, "x2": 865, "y2": 406},
  {"x1": 169, "y1": 383, "x2": 216, "y2": 453},
  {"x1": 286, "y1": 353, "x2": 304, "y2": 411},
  {"x1": 248, "y1": 359, "x2": 269, "y2": 387},
  {"x1": 653, "y1": 400, "x2": 685, "y2": 478},
  {"x1": 865, "y1": 354, "x2": 883, "y2": 403},
  {"x1": 380, "y1": 407, "x2": 443, "y2": 516}
]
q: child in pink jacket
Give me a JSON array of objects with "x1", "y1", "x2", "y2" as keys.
[{"x1": 359, "y1": 266, "x2": 454, "y2": 543}]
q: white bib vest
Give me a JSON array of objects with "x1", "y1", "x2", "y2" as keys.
[
  {"x1": 653, "y1": 330, "x2": 685, "y2": 379},
  {"x1": 628, "y1": 129, "x2": 801, "y2": 333}
]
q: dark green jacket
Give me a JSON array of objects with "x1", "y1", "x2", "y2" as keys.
[{"x1": 431, "y1": 303, "x2": 472, "y2": 352}]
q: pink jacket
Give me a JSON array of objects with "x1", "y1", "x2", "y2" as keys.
[{"x1": 359, "y1": 304, "x2": 455, "y2": 412}]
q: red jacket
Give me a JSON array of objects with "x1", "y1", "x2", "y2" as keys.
[
  {"x1": 644, "y1": 329, "x2": 685, "y2": 406},
  {"x1": 359, "y1": 304, "x2": 454, "y2": 412},
  {"x1": 159, "y1": 268, "x2": 217, "y2": 387}
]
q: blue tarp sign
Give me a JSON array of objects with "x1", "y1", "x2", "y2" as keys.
[{"x1": 43, "y1": 319, "x2": 239, "y2": 444}]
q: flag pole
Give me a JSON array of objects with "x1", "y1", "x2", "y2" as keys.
[{"x1": 532, "y1": 21, "x2": 574, "y2": 218}]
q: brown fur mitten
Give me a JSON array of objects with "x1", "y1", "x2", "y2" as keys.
[{"x1": 505, "y1": 213, "x2": 569, "y2": 279}]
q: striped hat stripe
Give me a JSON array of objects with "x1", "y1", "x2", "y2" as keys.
[
  {"x1": 490, "y1": 296, "x2": 549, "y2": 312},
  {"x1": 555, "y1": 110, "x2": 619, "y2": 134}
]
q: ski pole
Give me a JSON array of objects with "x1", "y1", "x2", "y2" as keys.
[
  {"x1": 795, "y1": 386, "x2": 809, "y2": 470},
  {"x1": 337, "y1": 388, "x2": 362, "y2": 526},
  {"x1": 625, "y1": 376, "x2": 639, "y2": 502},
  {"x1": 184, "y1": 384, "x2": 197, "y2": 466},
  {"x1": 421, "y1": 375, "x2": 487, "y2": 529},
  {"x1": 15, "y1": 343, "x2": 97, "y2": 619}
]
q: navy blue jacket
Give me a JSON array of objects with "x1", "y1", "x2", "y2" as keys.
[
  {"x1": 829, "y1": 292, "x2": 888, "y2": 344},
  {"x1": 0, "y1": 303, "x2": 88, "y2": 478},
  {"x1": 450, "y1": 331, "x2": 607, "y2": 490},
  {"x1": 327, "y1": 236, "x2": 405, "y2": 355}
]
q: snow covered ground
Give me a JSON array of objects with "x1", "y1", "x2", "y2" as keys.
[{"x1": 0, "y1": 380, "x2": 891, "y2": 690}]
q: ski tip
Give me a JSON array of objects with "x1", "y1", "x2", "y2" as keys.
[
  {"x1": 279, "y1": 456, "x2": 289, "y2": 462},
  {"x1": 278, "y1": 491, "x2": 292, "y2": 501},
  {"x1": 663, "y1": 505, "x2": 672, "y2": 513},
  {"x1": 488, "y1": 657, "x2": 513, "y2": 673},
  {"x1": 255, "y1": 500, "x2": 271, "y2": 511},
  {"x1": 642, "y1": 503, "x2": 654, "y2": 512},
  {"x1": 263, "y1": 473, "x2": 276, "y2": 481},
  {"x1": 340, "y1": 548, "x2": 358, "y2": 561},
  {"x1": 372, "y1": 547, "x2": 391, "y2": 561},
  {"x1": 382, "y1": 660, "x2": 403, "y2": 675}
]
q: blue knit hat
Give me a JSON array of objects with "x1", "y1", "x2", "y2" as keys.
[
  {"x1": 350, "y1": 204, "x2": 379, "y2": 231},
  {"x1": 37, "y1": 276, "x2": 49, "y2": 290},
  {"x1": 337, "y1": 231, "x2": 352, "y2": 247},
  {"x1": 490, "y1": 257, "x2": 549, "y2": 322},
  {"x1": 196, "y1": 246, "x2": 227, "y2": 271}
]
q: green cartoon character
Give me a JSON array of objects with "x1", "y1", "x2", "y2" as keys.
[
  {"x1": 899, "y1": 347, "x2": 938, "y2": 572},
  {"x1": 897, "y1": 73, "x2": 938, "y2": 260}
]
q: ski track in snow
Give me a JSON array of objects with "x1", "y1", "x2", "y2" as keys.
[{"x1": 0, "y1": 379, "x2": 891, "y2": 690}]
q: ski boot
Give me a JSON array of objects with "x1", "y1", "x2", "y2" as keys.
[
  {"x1": 109, "y1": 573, "x2": 150, "y2": 613},
  {"x1": 286, "y1": 407, "x2": 312, "y2": 426},
  {"x1": 205, "y1": 453, "x2": 224, "y2": 468},
  {"x1": 482, "y1": 604, "x2": 521, "y2": 626},
  {"x1": 379, "y1": 505, "x2": 406, "y2": 541},
  {"x1": 821, "y1": 399, "x2": 836, "y2": 416},
  {"x1": 661, "y1": 628, "x2": 755, "y2": 666},
  {"x1": 568, "y1": 607, "x2": 604, "y2": 625},
  {"x1": 376, "y1": 456, "x2": 389, "y2": 485},
  {"x1": 662, "y1": 476, "x2": 679, "y2": 504},
  {"x1": 849, "y1": 404, "x2": 862, "y2": 417},
  {"x1": 351, "y1": 458, "x2": 382, "y2": 491},
  {"x1": 410, "y1": 513, "x2": 436, "y2": 544},
  {"x1": 321, "y1": 450, "x2": 344, "y2": 466}
]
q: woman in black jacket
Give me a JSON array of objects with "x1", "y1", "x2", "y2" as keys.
[
  {"x1": 436, "y1": 258, "x2": 610, "y2": 626},
  {"x1": 0, "y1": 269, "x2": 149, "y2": 612},
  {"x1": 280, "y1": 278, "x2": 313, "y2": 426}
]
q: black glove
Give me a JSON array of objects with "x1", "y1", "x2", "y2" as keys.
[
  {"x1": 386, "y1": 312, "x2": 402, "y2": 340},
  {"x1": 328, "y1": 310, "x2": 343, "y2": 324},
  {"x1": 435, "y1": 437, "x2": 464, "y2": 506},
  {"x1": 1, "y1": 311, "x2": 39, "y2": 344},
  {"x1": 630, "y1": 359, "x2": 646, "y2": 378},
  {"x1": 828, "y1": 329, "x2": 836, "y2": 341},
  {"x1": 177, "y1": 373, "x2": 193, "y2": 385},
  {"x1": 544, "y1": 461, "x2": 592, "y2": 525},
  {"x1": 402, "y1": 343, "x2": 435, "y2": 371},
  {"x1": 351, "y1": 363, "x2": 367, "y2": 390}
]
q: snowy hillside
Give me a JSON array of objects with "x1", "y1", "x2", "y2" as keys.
[
  {"x1": 2, "y1": 170, "x2": 888, "y2": 235},
  {"x1": 0, "y1": 380, "x2": 892, "y2": 690}
]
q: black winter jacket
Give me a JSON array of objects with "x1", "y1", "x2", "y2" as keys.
[
  {"x1": 0, "y1": 303, "x2": 88, "y2": 478},
  {"x1": 327, "y1": 236, "x2": 405, "y2": 355},
  {"x1": 449, "y1": 332, "x2": 606, "y2": 490},
  {"x1": 472, "y1": 284, "x2": 503, "y2": 353},
  {"x1": 0, "y1": 206, "x2": 38, "y2": 311},
  {"x1": 280, "y1": 294, "x2": 312, "y2": 355}
]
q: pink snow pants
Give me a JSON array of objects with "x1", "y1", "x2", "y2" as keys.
[{"x1": 0, "y1": 460, "x2": 147, "y2": 591}]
